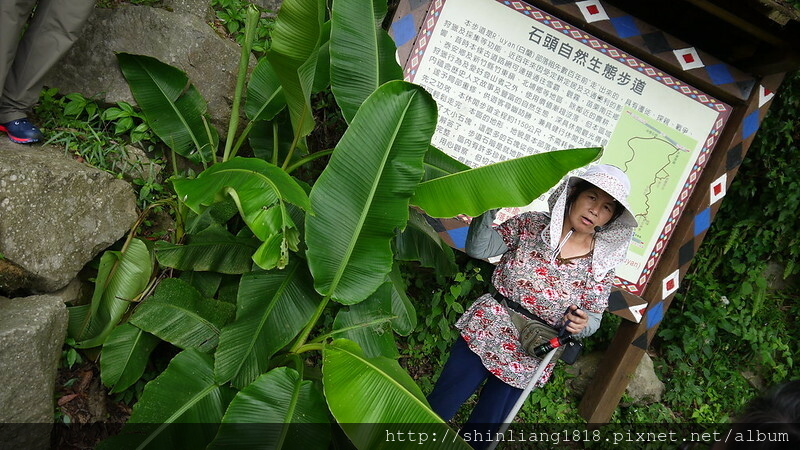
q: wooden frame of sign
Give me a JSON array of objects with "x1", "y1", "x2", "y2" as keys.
[{"x1": 390, "y1": 0, "x2": 797, "y2": 422}]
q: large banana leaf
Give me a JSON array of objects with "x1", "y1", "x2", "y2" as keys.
[
  {"x1": 71, "y1": 238, "x2": 153, "y2": 348},
  {"x1": 103, "y1": 349, "x2": 233, "y2": 449},
  {"x1": 332, "y1": 283, "x2": 398, "y2": 359},
  {"x1": 155, "y1": 224, "x2": 260, "y2": 274},
  {"x1": 323, "y1": 339, "x2": 469, "y2": 449},
  {"x1": 330, "y1": 0, "x2": 403, "y2": 123},
  {"x1": 394, "y1": 208, "x2": 457, "y2": 276},
  {"x1": 245, "y1": 58, "x2": 286, "y2": 122},
  {"x1": 100, "y1": 323, "x2": 159, "y2": 394},
  {"x1": 129, "y1": 279, "x2": 235, "y2": 352},
  {"x1": 209, "y1": 367, "x2": 330, "y2": 449},
  {"x1": 411, "y1": 148, "x2": 602, "y2": 217},
  {"x1": 267, "y1": 0, "x2": 324, "y2": 139},
  {"x1": 387, "y1": 263, "x2": 416, "y2": 336},
  {"x1": 117, "y1": 53, "x2": 217, "y2": 164},
  {"x1": 214, "y1": 259, "x2": 321, "y2": 388},
  {"x1": 422, "y1": 145, "x2": 470, "y2": 182},
  {"x1": 305, "y1": 81, "x2": 437, "y2": 304},
  {"x1": 173, "y1": 157, "x2": 311, "y2": 270}
]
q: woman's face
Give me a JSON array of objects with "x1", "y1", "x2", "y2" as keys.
[{"x1": 567, "y1": 186, "x2": 617, "y2": 234}]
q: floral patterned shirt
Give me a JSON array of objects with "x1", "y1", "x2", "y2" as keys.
[{"x1": 455, "y1": 212, "x2": 613, "y2": 389}]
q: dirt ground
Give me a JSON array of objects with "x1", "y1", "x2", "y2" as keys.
[{"x1": 51, "y1": 361, "x2": 129, "y2": 449}]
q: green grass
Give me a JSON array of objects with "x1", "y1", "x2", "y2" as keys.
[{"x1": 33, "y1": 88, "x2": 168, "y2": 210}]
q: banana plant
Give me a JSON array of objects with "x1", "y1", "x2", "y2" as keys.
[{"x1": 70, "y1": 0, "x2": 601, "y2": 448}]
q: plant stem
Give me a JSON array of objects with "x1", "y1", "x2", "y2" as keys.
[
  {"x1": 170, "y1": 148, "x2": 178, "y2": 178},
  {"x1": 290, "y1": 354, "x2": 305, "y2": 378},
  {"x1": 289, "y1": 296, "x2": 330, "y2": 353},
  {"x1": 281, "y1": 113, "x2": 307, "y2": 170},
  {"x1": 309, "y1": 316, "x2": 397, "y2": 344},
  {"x1": 228, "y1": 121, "x2": 254, "y2": 161},
  {"x1": 272, "y1": 121, "x2": 279, "y2": 166},
  {"x1": 222, "y1": 5, "x2": 259, "y2": 162},
  {"x1": 286, "y1": 149, "x2": 333, "y2": 174},
  {"x1": 294, "y1": 343, "x2": 324, "y2": 354}
]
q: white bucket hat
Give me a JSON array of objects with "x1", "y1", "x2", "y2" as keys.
[{"x1": 545, "y1": 164, "x2": 638, "y2": 281}]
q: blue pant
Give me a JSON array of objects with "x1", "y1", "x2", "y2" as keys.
[{"x1": 427, "y1": 336, "x2": 523, "y2": 450}]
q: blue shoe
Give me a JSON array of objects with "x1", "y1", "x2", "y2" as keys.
[{"x1": 0, "y1": 118, "x2": 44, "y2": 144}]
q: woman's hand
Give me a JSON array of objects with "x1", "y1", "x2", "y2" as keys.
[{"x1": 564, "y1": 305, "x2": 588, "y2": 334}]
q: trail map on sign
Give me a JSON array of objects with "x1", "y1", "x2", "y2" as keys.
[{"x1": 603, "y1": 108, "x2": 697, "y2": 258}]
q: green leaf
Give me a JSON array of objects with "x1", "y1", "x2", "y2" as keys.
[
  {"x1": 116, "y1": 53, "x2": 218, "y2": 164},
  {"x1": 72, "y1": 239, "x2": 153, "y2": 348},
  {"x1": 214, "y1": 259, "x2": 321, "y2": 388},
  {"x1": 101, "y1": 107, "x2": 128, "y2": 121},
  {"x1": 129, "y1": 279, "x2": 235, "y2": 352},
  {"x1": 312, "y1": 21, "x2": 332, "y2": 94},
  {"x1": 267, "y1": 0, "x2": 324, "y2": 139},
  {"x1": 100, "y1": 323, "x2": 159, "y2": 394},
  {"x1": 411, "y1": 148, "x2": 602, "y2": 217},
  {"x1": 422, "y1": 145, "x2": 470, "y2": 182},
  {"x1": 209, "y1": 367, "x2": 330, "y2": 449},
  {"x1": 394, "y1": 208, "x2": 457, "y2": 276},
  {"x1": 333, "y1": 283, "x2": 398, "y2": 359},
  {"x1": 179, "y1": 271, "x2": 223, "y2": 298},
  {"x1": 155, "y1": 224, "x2": 260, "y2": 274},
  {"x1": 249, "y1": 111, "x2": 307, "y2": 165},
  {"x1": 245, "y1": 58, "x2": 286, "y2": 122},
  {"x1": 184, "y1": 197, "x2": 239, "y2": 234},
  {"x1": 107, "y1": 349, "x2": 232, "y2": 449},
  {"x1": 387, "y1": 263, "x2": 416, "y2": 336},
  {"x1": 173, "y1": 157, "x2": 311, "y2": 269},
  {"x1": 323, "y1": 339, "x2": 468, "y2": 449},
  {"x1": 306, "y1": 81, "x2": 437, "y2": 304},
  {"x1": 330, "y1": 0, "x2": 402, "y2": 123},
  {"x1": 115, "y1": 117, "x2": 134, "y2": 134}
]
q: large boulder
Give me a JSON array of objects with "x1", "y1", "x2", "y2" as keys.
[
  {"x1": 162, "y1": 0, "x2": 215, "y2": 19},
  {"x1": 0, "y1": 293, "x2": 68, "y2": 448},
  {"x1": 44, "y1": 1, "x2": 246, "y2": 133},
  {"x1": 566, "y1": 351, "x2": 666, "y2": 405},
  {"x1": 0, "y1": 141, "x2": 137, "y2": 294}
]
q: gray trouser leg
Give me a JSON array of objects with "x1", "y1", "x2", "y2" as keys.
[
  {"x1": 0, "y1": 0, "x2": 95, "y2": 123},
  {"x1": 0, "y1": 0, "x2": 38, "y2": 103}
]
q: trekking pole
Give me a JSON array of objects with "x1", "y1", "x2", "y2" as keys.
[{"x1": 486, "y1": 347, "x2": 558, "y2": 450}]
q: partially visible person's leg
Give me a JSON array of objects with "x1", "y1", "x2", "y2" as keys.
[
  {"x1": 459, "y1": 373, "x2": 523, "y2": 450},
  {"x1": 0, "y1": 0, "x2": 94, "y2": 143},
  {"x1": 0, "y1": 0, "x2": 38, "y2": 97},
  {"x1": 427, "y1": 336, "x2": 490, "y2": 422}
]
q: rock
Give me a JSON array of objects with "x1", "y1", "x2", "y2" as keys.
[
  {"x1": 624, "y1": 352, "x2": 666, "y2": 405},
  {"x1": 44, "y1": 3, "x2": 247, "y2": 134},
  {"x1": 162, "y1": 0, "x2": 215, "y2": 20},
  {"x1": 254, "y1": 0, "x2": 283, "y2": 12},
  {"x1": 0, "y1": 142, "x2": 137, "y2": 294},
  {"x1": 52, "y1": 278, "x2": 93, "y2": 306},
  {"x1": 763, "y1": 260, "x2": 798, "y2": 291},
  {"x1": 565, "y1": 351, "x2": 603, "y2": 396},
  {"x1": 0, "y1": 294, "x2": 68, "y2": 448},
  {"x1": 566, "y1": 351, "x2": 666, "y2": 405},
  {"x1": 741, "y1": 370, "x2": 766, "y2": 391}
]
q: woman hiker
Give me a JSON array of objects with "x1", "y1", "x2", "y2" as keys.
[{"x1": 427, "y1": 164, "x2": 638, "y2": 449}]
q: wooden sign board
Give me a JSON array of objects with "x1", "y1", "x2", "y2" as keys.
[{"x1": 392, "y1": 0, "x2": 730, "y2": 297}]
